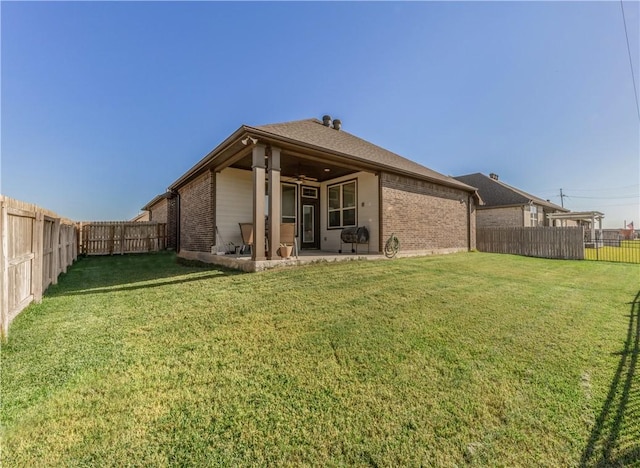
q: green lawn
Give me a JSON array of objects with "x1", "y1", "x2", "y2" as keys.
[{"x1": 1, "y1": 252, "x2": 638, "y2": 466}]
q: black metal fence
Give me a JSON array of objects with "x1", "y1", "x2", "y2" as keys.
[
  {"x1": 584, "y1": 237, "x2": 640, "y2": 264},
  {"x1": 477, "y1": 228, "x2": 640, "y2": 264}
]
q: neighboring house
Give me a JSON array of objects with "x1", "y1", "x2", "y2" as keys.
[
  {"x1": 454, "y1": 172, "x2": 570, "y2": 228},
  {"x1": 141, "y1": 192, "x2": 178, "y2": 249},
  {"x1": 130, "y1": 211, "x2": 150, "y2": 222},
  {"x1": 166, "y1": 116, "x2": 480, "y2": 265}
]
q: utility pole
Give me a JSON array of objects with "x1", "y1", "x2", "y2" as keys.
[{"x1": 559, "y1": 188, "x2": 566, "y2": 208}]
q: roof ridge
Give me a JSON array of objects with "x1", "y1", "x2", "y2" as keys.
[
  {"x1": 458, "y1": 172, "x2": 565, "y2": 211},
  {"x1": 251, "y1": 117, "x2": 321, "y2": 129}
]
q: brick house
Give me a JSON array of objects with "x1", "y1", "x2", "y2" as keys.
[
  {"x1": 454, "y1": 172, "x2": 570, "y2": 228},
  {"x1": 141, "y1": 192, "x2": 178, "y2": 250},
  {"x1": 167, "y1": 116, "x2": 479, "y2": 267},
  {"x1": 130, "y1": 211, "x2": 150, "y2": 222}
]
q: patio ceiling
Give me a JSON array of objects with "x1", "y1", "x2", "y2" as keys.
[{"x1": 230, "y1": 153, "x2": 359, "y2": 183}]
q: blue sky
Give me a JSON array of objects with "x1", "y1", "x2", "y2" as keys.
[{"x1": 2, "y1": 1, "x2": 638, "y2": 228}]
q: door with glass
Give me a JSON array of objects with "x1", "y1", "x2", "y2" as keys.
[{"x1": 300, "y1": 186, "x2": 320, "y2": 249}]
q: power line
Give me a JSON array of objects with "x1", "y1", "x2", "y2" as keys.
[
  {"x1": 568, "y1": 194, "x2": 639, "y2": 199},
  {"x1": 531, "y1": 184, "x2": 639, "y2": 195},
  {"x1": 581, "y1": 202, "x2": 640, "y2": 207},
  {"x1": 621, "y1": 0, "x2": 640, "y2": 122},
  {"x1": 564, "y1": 184, "x2": 640, "y2": 192}
]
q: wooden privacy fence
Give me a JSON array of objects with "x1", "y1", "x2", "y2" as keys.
[
  {"x1": 0, "y1": 196, "x2": 78, "y2": 337},
  {"x1": 80, "y1": 221, "x2": 166, "y2": 255},
  {"x1": 477, "y1": 227, "x2": 585, "y2": 260}
]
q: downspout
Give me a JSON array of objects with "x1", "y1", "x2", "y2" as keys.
[
  {"x1": 467, "y1": 194, "x2": 472, "y2": 251},
  {"x1": 176, "y1": 192, "x2": 181, "y2": 253},
  {"x1": 378, "y1": 172, "x2": 384, "y2": 253}
]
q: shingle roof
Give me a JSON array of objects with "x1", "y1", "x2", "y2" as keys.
[
  {"x1": 454, "y1": 173, "x2": 567, "y2": 211},
  {"x1": 247, "y1": 119, "x2": 475, "y2": 192},
  {"x1": 141, "y1": 192, "x2": 171, "y2": 211}
]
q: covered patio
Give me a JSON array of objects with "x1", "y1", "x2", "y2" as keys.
[
  {"x1": 547, "y1": 211, "x2": 605, "y2": 246},
  {"x1": 179, "y1": 246, "x2": 465, "y2": 273}
]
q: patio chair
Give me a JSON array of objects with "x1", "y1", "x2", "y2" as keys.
[
  {"x1": 238, "y1": 223, "x2": 254, "y2": 256},
  {"x1": 279, "y1": 223, "x2": 298, "y2": 258}
]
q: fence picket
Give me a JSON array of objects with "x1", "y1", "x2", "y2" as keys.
[
  {"x1": 0, "y1": 196, "x2": 78, "y2": 338},
  {"x1": 80, "y1": 222, "x2": 167, "y2": 256},
  {"x1": 477, "y1": 227, "x2": 585, "y2": 260}
]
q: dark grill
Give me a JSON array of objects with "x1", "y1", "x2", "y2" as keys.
[{"x1": 339, "y1": 226, "x2": 370, "y2": 254}]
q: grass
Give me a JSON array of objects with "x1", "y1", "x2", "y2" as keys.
[
  {"x1": 585, "y1": 240, "x2": 640, "y2": 263},
  {"x1": 1, "y1": 252, "x2": 638, "y2": 466}
]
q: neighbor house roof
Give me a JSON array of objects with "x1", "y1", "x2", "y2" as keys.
[
  {"x1": 130, "y1": 212, "x2": 149, "y2": 222},
  {"x1": 141, "y1": 192, "x2": 172, "y2": 211},
  {"x1": 169, "y1": 118, "x2": 478, "y2": 194},
  {"x1": 454, "y1": 173, "x2": 568, "y2": 211}
]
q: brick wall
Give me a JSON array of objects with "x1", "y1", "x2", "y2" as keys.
[
  {"x1": 380, "y1": 173, "x2": 473, "y2": 251},
  {"x1": 149, "y1": 198, "x2": 168, "y2": 223},
  {"x1": 166, "y1": 195, "x2": 178, "y2": 250},
  {"x1": 178, "y1": 171, "x2": 215, "y2": 252},
  {"x1": 477, "y1": 206, "x2": 523, "y2": 228}
]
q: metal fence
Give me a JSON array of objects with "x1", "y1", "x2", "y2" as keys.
[
  {"x1": 477, "y1": 227, "x2": 640, "y2": 264},
  {"x1": 584, "y1": 237, "x2": 640, "y2": 264}
]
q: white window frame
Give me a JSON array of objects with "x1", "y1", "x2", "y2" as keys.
[
  {"x1": 530, "y1": 205, "x2": 538, "y2": 227},
  {"x1": 302, "y1": 186, "x2": 318, "y2": 199},
  {"x1": 281, "y1": 183, "x2": 298, "y2": 229},
  {"x1": 327, "y1": 179, "x2": 357, "y2": 229}
]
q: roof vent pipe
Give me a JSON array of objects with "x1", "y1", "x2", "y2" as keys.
[
  {"x1": 322, "y1": 115, "x2": 332, "y2": 127},
  {"x1": 332, "y1": 119, "x2": 342, "y2": 131},
  {"x1": 489, "y1": 173, "x2": 499, "y2": 180}
]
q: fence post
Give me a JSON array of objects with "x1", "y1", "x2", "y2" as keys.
[
  {"x1": 32, "y1": 212, "x2": 44, "y2": 302},
  {"x1": 1, "y1": 199, "x2": 8, "y2": 339},
  {"x1": 74, "y1": 224, "x2": 79, "y2": 260},
  {"x1": 107, "y1": 225, "x2": 114, "y2": 255},
  {"x1": 81, "y1": 223, "x2": 87, "y2": 255},
  {"x1": 51, "y1": 218, "x2": 60, "y2": 285},
  {"x1": 120, "y1": 224, "x2": 125, "y2": 255}
]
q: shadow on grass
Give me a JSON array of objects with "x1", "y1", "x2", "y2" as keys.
[
  {"x1": 46, "y1": 252, "x2": 242, "y2": 297},
  {"x1": 580, "y1": 290, "x2": 640, "y2": 467},
  {"x1": 58, "y1": 273, "x2": 235, "y2": 296}
]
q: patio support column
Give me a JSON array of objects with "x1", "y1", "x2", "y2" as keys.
[
  {"x1": 598, "y1": 215, "x2": 603, "y2": 244},
  {"x1": 252, "y1": 144, "x2": 266, "y2": 261},
  {"x1": 267, "y1": 147, "x2": 281, "y2": 259}
]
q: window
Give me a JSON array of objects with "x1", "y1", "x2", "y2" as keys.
[
  {"x1": 302, "y1": 187, "x2": 318, "y2": 198},
  {"x1": 328, "y1": 180, "x2": 357, "y2": 228},
  {"x1": 530, "y1": 205, "x2": 538, "y2": 227},
  {"x1": 282, "y1": 183, "x2": 297, "y2": 227}
]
